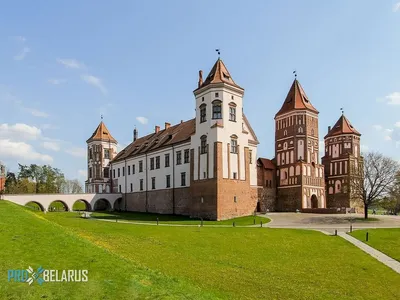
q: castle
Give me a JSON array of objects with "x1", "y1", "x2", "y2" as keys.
[{"x1": 85, "y1": 58, "x2": 364, "y2": 220}]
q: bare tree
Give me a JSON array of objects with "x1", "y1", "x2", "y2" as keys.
[
  {"x1": 62, "y1": 179, "x2": 83, "y2": 194},
  {"x1": 351, "y1": 152, "x2": 400, "y2": 219}
]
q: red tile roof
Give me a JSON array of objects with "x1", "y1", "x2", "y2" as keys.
[
  {"x1": 112, "y1": 119, "x2": 195, "y2": 163},
  {"x1": 275, "y1": 79, "x2": 318, "y2": 117},
  {"x1": 325, "y1": 114, "x2": 361, "y2": 138},
  {"x1": 86, "y1": 121, "x2": 117, "y2": 144},
  {"x1": 257, "y1": 158, "x2": 275, "y2": 170},
  {"x1": 195, "y1": 58, "x2": 243, "y2": 91}
]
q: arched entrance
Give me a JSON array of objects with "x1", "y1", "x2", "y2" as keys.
[
  {"x1": 25, "y1": 201, "x2": 45, "y2": 211},
  {"x1": 256, "y1": 200, "x2": 261, "y2": 213},
  {"x1": 113, "y1": 197, "x2": 123, "y2": 211},
  {"x1": 48, "y1": 200, "x2": 69, "y2": 212},
  {"x1": 93, "y1": 198, "x2": 111, "y2": 211},
  {"x1": 73, "y1": 199, "x2": 91, "y2": 211},
  {"x1": 311, "y1": 194, "x2": 318, "y2": 209}
]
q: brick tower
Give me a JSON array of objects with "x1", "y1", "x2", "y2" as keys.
[
  {"x1": 86, "y1": 120, "x2": 118, "y2": 193},
  {"x1": 274, "y1": 79, "x2": 326, "y2": 211},
  {"x1": 321, "y1": 113, "x2": 363, "y2": 211}
]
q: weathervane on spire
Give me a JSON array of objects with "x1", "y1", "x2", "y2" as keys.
[
  {"x1": 101, "y1": 114, "x2": 103, "y2": 120},
  {"x1": 340, "y1": 108, "x2": 344, "y2": 115},
  {"x1": 215, "y1": 49, "x2": 221, "y2": 58},
  {"x1": 293, "y1": 70, "x2": 297, "y2": 78}
]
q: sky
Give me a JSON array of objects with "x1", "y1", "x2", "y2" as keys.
[{"x1": 1, "y1": 0, "x2": 400, "y2": 184}]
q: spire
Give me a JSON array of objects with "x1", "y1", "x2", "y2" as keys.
[
  {"x1": 275, "y1": 79, "x2": 319, "y2": 117},
  {"x1": 195, "y1": 58, "x2": 243, "y2": 91},
  {"x1": 325, "y1": 114, "x2": 361, "y2": 138},
  {"x1": 86, "y1": 121, "x2": 117, "y2": 144}
]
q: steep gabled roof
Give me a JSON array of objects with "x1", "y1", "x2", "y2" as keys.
[
  {"x1": 195, "y1": 58, "x2": 243, "y2": 91},
  {"x1": 112, "y1": 119, "x2": 195, "y2": 163},
  {"x1": 243, "y1": 113, "x2": 259, "y2": 144},
  {"x1": 86, "y1": 121, "x2": 117, "y2": 144},
  {"x1": 257, "y1": 158, "x2": 275, "y2": 170},
  {"x1": 325, "y1": 114, "x2": 361, "y2": 138},
  {"x1": 275, "y1": 79, "x2": 318, "y2": 117}
]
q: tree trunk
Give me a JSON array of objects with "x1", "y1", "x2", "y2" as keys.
[{"x1": 364, "y1": 203, "x2": 368, "y2": 219}]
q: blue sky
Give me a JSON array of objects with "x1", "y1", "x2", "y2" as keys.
[{"x1": 1, "y1": 1, "x2": 400, "y2": 183}]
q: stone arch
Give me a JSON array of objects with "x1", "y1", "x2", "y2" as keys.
[
  {"x1": 113, "y1": 197, "x2": 123, "y2": 211},
  {"x1": 25, "y1": 201, "x2": 45, "y2": 211},
  {"x1": 93, "y1": 198, "x2": 112, "y2": 211},
  {"x1": 311, "y1": 194, "x2": 318, "y2": 208},
  {"x1": 48, "y1": 200, "x2": 69, "y2": 212},
  {"x1": 73, "y1": 199, "x2": 92, "y2": 211}
]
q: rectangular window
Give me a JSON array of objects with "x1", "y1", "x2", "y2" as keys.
[
  {"x1": 130, "y1": 183, "x2": 133, "y2": 192},
  {"x1": 132, "y1": 164, "x2": 135, "y2": 174},
  {"x1": 128, "y1": 165, "x2": 130, "y2": 175},
  {"x1": 140, "y1": 179, "x2": 144, "y2": 191},
  {"x1": 176, "y1": 151, "x2": 182, "y2": 165},
  {"x1": 113, "y1": 169, "x2": 115, "y2": 178},
  {"x1": 89, "y1": 167, "x2": 92, "y2": 178},
  {"x1": 156, "y1": 156, "x2": 160, "y2": 169},
  {"x1": 150, "y1": 158, "x2": 154, "y2": 170},
  {"x1": 231, "y1": 139, "x2": 238, "y2": 153},
  {"x1": 89, "y1": 149, "x2": 93, "y2": 159},
  {"x1": 229, "y1": 106, "x2": 236, "y2": 121},
  {"x1": 104, "y1": 148, "x2": 110, "y2": 159},
  {"x1": 165, "y1": 154, "x2": 170, "y2": 167},
  {"x1": 104, "y1": 167, "x2": 109, "y2": 178},
  {"x1": 233, "y1": 172, "x2": 237, "y2": 179},
  {"x1": 203, "y1": 171, "x2": 206, "y2": 179},
  {"x1": 201, "y1": 137, "x2": 207, "y2": 154},
  {"x1": 118, "y1": 168, "x2": 120, "y2": 177},
  {"x1": 181, "y1": 172, "x2": 186, "y2": 186},
  {"x1": 122, "y1": 167, "x2": 125, "y2": 176},
  {"x1": 118, "y1": 185, "x2": 121, "y2": 193},
  {"x1": 215, "y1": 92, "x2": 219, "y2": 97},
  {"x1": 212, "y1": 102, "x2": 222, "y2": 119},
  {"x1": 184, "y1": 149, "x2": 189, "y2": 163},
  {"x1": 139, "y1": 160, "x2": 143, "y2": 172},
  {"x1": 200, "y1": 106, "x2": 206, "y2": 123},
  {"x1": 166, "y1": 175, "x2": 171, "y2": 188},
  {"x1": 234, "y1": 196, "x2": 237, "y2": 203},
  {"x1": 151, "y1": 177, "x2": 156, "y2": 190},
  {"x1": 249, "y1": 150, "x2": 252, "y2": 164}
]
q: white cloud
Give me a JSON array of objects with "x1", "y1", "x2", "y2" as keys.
[
  {"x1": 81, "y1": 74, "x2": 107, "y2": 95},
  {"x1": 395, "y1": 122, "x2": 400, "y2": 128},
  {"x1": 384, "y1": 135, "x2": 392, "y2": 141},
  {"x1": 385, "y1": 128, "x2": 394, "y2": 133},
  {"x1": 28, "y1": 108, "x2": 49, "y2": 118},
  {"x1": 373, "y1": 125, "x2": 383, "y2": 131},
  {"x1": 394, "y1": 2, "x2": 400, "y2": 12},
  {"x1": 65, "y1": 147, "x2": 86, "y2": 158},
  {"x1": 48, "y1": 79, "x2": 66, "y2": 85},
  {"x1": 0, "y1": 139, "x2": 53, "y2": 162},
  {"x1": 136, "y1": 116, "x2": 148, "y2": 125},
  {"x1": 384, "y1": 92, "x2": 400, "y2": 105},
  {"x1": 14, "y1": 47, "x2": 30, "y2": 61},
  {"x1": 0, "y1": 123, "x2": 42, "y2": 140},
  {"x1": 57, "y1": 58, "x2": 85, "y2": 69},
  {"x1": 78, "y1": 169, "x2": 87, "y2": 178},
  {"x1": 42, "y1": 141, "x2": 60, "y2": 151}
]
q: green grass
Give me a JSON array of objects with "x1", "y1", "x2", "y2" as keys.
[
  {"x1": 48, "y1": 200, "x2": 68, "y2": 212},
  {"x1": 72, "y1": 200, "x2": 87, "y2": 211},
  {"x1": 91, "y1": 211, "x2": 269, "y2": 226},
  {"x1": 25, "y1": 201, "x2": 42, "y2": 211},
  {"x1": 350, "y1": 228, "x2": 400, "y2": 262},
  {"x1": 2, "y1": 201, "x2": 400, "y2": 300}
]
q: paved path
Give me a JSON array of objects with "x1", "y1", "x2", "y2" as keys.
[{"x1": 338, "y1": 232, "x2": 400, "y2": 274}]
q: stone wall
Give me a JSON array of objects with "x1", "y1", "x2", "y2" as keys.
[
  {"x1": 276, "y1": 188, "x2": 302, "y2": 211},
  {"x1": 257, "y1": 187, "x2": 276, "y2": 212},
  {"x1": 124, "y1": 192, "x2": 147, "y2": 212}
]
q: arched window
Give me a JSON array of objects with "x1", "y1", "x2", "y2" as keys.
[
  {"x1": 229, "y1": 102, "x2": 236, "y2": 122},
  {"x1": 200, "y1": 135, "x2": 207, "y2": 154},
  {"x1": 199, "y1": 104, "x2": 206, "y2": 123},
  {"x1": 212, "y1": 100, "x2": 222, "y2": 119},
  {"x1": 230, "y1": 135, "x2": 238, "y2": 153},
  {"x1": 298, "y1": 127, "x2": 303, "y2": 133}
]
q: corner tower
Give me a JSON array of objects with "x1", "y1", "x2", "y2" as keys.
[
  {"x1": 190, "y1": 58, "x2": 259, "y2": 220},
  {"x1": 321, "y1": 113, "x2": 363, "y2": 211},
  {"x1": 85, "y1": 120, "x2": 118, "y2": 193},
  {"x1": 274, "y1": 79, "x2": 326, "y2": 211}
]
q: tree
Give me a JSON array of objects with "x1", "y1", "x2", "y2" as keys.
[
  {"x1": 380, "y1": 172, "x2": 400, "y2": 215},
  {"x1": 62, "y1": 179, "x2": 83, "y2": 194},
  {"x1": 351, "y1": 152, "x2": 400, "y2": 219}
]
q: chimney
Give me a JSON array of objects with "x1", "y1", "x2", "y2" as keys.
[
  {"x1": 328, "y1": 126, "x2": 331, "y2": 133},
  {"x1": 133, "y1": 128, "x2": 138, "y2": 142},
  {"x1": 165, "y1": 122, "x2": 171, "y2": 130},
  {"x1": 198, "y1": 70, "x2": 203, "y2": 88},
  {"x1": 155, "y1": 126, "x2": 160, "y2": 133}
]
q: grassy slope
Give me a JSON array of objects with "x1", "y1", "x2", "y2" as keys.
[
  {"x1": 91, "y1": 211, "x2": 269, "y2": 226},
  {"x1": 0, "y1": 202, "x2": 220, "y2": 300},
  {"x1": 350, "y1": 228, "x2": 400, "y2": 261},
  {"x1": 44, "y1": 212, "x2": 400, "y2": 300}
]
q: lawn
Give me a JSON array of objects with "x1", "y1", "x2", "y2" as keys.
[
  {"x1": 90, "y1": 211, "x2": 269, "y2": 226},
  {"x1": 350, "y1": 228, "x2": 400, "y2": 262},
  {"x1": 2, "y1": 201, "x2": 400, "y2": 300}
]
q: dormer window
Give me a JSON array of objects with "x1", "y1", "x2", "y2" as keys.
[
  {"x1": 212, "y1": 100, "x2": 222, "y2": 119},
  {"x1": 200, "y1": 104, "x2": 207, "y2": 123},
  {"x1": 223, "y1": 73, "x2": 230, "y2": 80}
]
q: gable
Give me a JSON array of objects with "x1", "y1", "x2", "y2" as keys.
[{"x1": 243, "y1": 114, "x2": 259, "y2": 145}]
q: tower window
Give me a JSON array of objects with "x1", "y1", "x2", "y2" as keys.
[
  {"x1": 104, "y1": 149, "x2": 110, "y2": 159},
  {"x1": 200, "y1": 135, "x2": 207, "y2": 154},
  {"x1": 89, "y1": 167, "x2": 92, "y2": 178},
  {"x1": 229, "y1": 106, "x2": 236, "y2": 122},
  {"x1": 212, "y1": 100, "x2": 222, "y2": 119},
  {"x1": 215, "y1": 92, "x2": 219, "y2": 97},
  {"x1": 200, "y1": 104, "x2": 207, "y2": 123},
  {"x1": 231, "y1": 138, "x2": 238, "y2": 154},
  {"x1": 104, "y1": 167, "x2": 109, "y2": 178}
]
